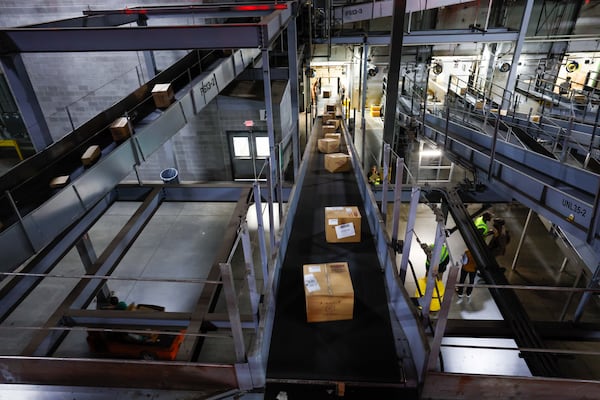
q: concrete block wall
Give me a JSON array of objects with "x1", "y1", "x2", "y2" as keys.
[{"x1": 0, "y1": 1, "x2": 205, "y2": 141}]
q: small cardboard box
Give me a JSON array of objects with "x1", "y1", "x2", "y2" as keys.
[
  {"x1": 326, "y1": 104, "x2": 336, "y2": 113},
  {"x1": 324, "y1": 206, "x2": 361, "y2": 243},
  {"x1": 109, "y1": 117, "x2": 133, "y2": 142},
  {"x1": 325, "y1": 133, "x2": 341, "y2": 141},
  {"x1": 81, "y1": 145, "x2": 101, "y2": 167},
  {"x1": 50, "y1": 175, "x2": 70, "y2": 189},
  {"x1": 324, "y1": 153, "x2": 351, "y2": 173},
  {"x1": 323, "y1": 90, "x2": 331, "y2": 98},
  {"x1": 324, "y1": 118, "x2": 340, "y2": 128},
  {"x1": 322, "y1": 125, "x2": 337, "y2": 135},
  {"x1": 530, "y1": 115, "x2": 540, "y2": 123},
  {"x1": 152, "y1": 83, "x2": 175, "y2": 109},
  {"x1": 303, "y1": 262, "x2": 354, "y2": 323},
  {"x1": 318, "y1": 138, "x2": 340, "y2": 154},
  {"x1": 475, "y1": 100, "x2": 484, "y2": 110}
]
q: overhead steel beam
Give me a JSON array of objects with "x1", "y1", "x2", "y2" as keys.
[
  {"x1": 23, "y1": 14, "x2": 141, "y2": 28},
  {"x1": 317, "y1": 29, "x2": 519, "y2": 46},
  {"x1": 0, "y1": 4, "x2": 293, "y2": 53}
]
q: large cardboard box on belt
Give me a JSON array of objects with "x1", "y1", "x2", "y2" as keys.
[
  {"x1": 325, "y1": 153, "x2": 352, "y2": 172},
  {"x1": 324, "y1": 206, "x2": 361, "y2": 243},
  {"x1": 325, "y1": 133, "x2": 341, "y2": 141},
  {"x1": 109, "y1": 117, "x2": 133, "y2": 142},
  {"x1": 81, "y1": 145, "x2": 101, "y2": 167},
  {"x1": 303, "y1": 262, "x2": 354, "y2": 323},
  {"x1": 318, "y1": 138, "x2": 340, "y2": 153},
  {"x1": 322, "y1": 125, "x2": 337, "y2": 135},
  {"x1": 152, "y1": 83, "x2": 175, "y2": 109},
  {"x1": 323, "y1": 118, "x2": 339, "y2": 128},
  {"x1": 324, "y1": 153, "x2": 351, "y2": 173}
]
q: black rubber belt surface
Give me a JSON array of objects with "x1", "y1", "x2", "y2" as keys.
[{"x1": 266, "y1": 125, "x2": 403, "y2": 384}]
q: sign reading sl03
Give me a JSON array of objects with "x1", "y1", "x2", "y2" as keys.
[{"x1": 566, "y1": 60, "x2": 579, "y2": 73}]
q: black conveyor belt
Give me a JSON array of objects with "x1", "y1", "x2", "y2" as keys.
[{"x1": 266, "y1": 119, "x2": 411, "y2": 397}]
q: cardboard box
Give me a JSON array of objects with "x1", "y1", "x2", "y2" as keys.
[
  {"x1": 50, "y1": 175, "x2": 70, "y2": 189},
  {"x1": 110, "y1": 117, "x2": 133, "y2": 142},
  {"x1": 325, "y1": 133, "x2": 341, "y2": 141},
  {"x1": 81, "y1": 145, "x2": 101, "y2": 167},
  {"x1": 324, "y1": 118, "x2": 339, "y2": 128},
  {"x1": 475, "y1": 100, "x2": 484, "y2": 110},
  {"x1": 324, "y1": 206, "x2": 361, "y2": 243},
  {"x1": 326, "y1": 104, "x2": 336, "y2": 113},
  {"x1": 322, "y1": 125, "x2": 337, "y2": 135},
  {"x1": 323, "y1": 90, "x2": 331, "y2": 98},
  {"x1": 303, "y1": 262, "x2": 354, "y2": 323},
  {"x1": 324, "y1": 153, "x2": 351, "y2": 173},
  {"x1": 152, "y1": 83, "x2": 175, "y2": 109},
  {"x1": 530, "y1": 115, "x2": 540, "y2": 123},
  {"x1": 318, "y1": 138, "x2": 340, "y2": 154}
]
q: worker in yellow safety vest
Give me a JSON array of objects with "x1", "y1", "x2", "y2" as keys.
[
  {"x1": 368, "y1": 166, "x2": 381, "y2": 185},
  {"x1": 474, "y1": 212, "x2": 493, "y2": 236},
  {"x1": 422, "y1": 243, "x2": 450, "y2": 275}
]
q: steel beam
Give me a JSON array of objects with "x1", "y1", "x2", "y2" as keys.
[
  {"x1": 423, "y1": 371, "x2": 600, "y2": 399},
  {"x1": 0, "y1": 53, "x2": 52, "y2": 151},
  {"x1": 0, "y1": 5, "x2": 292, "y2": 53},
  {"x1": 22, "y1": 188, "x2": 164, "y2": 356},
  {"x1": 178, "y1": 188, "x2": 251, "y2": 361},
  {"x1": 318, "y1": 29, "x2": 520, "y2": 46},
  {"x1": 0, "y1": 191, "x2": 115, "y2": 323},
  {"x1": 0, "y1": 357, "x2": 237, "y2": 392}
]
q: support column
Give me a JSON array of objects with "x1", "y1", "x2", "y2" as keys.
[
  {"x1": 420, "y1": 216, "x2": 446, "y2": 325},
  {"x1": 287, "y1": 7, "x2": 300, "y2": 179},
  {"x1": 262, "y1": 48, "x2": 277, "y2": 206},
  {"x1": 220, "y1": 263, "x2": 246, "y2": 363},
  {"x1": 136, "y1": 18, "x2": 157, "y2": 79},
  {"x1": 360, "y1": 41, "x2": 369, "y2": 165},
  {"x1": 399, "y1": 186, "x2": 420, "y2": 282},
  {"x1": 0, "y1": 54, "x2": 52, "y2": 151},
  {"x1": 253, "y1": 182, "x2": 269, "y2": 293},
  {"x1": 503, "y1": 0, "x2": 534, "y2": 110},
  {"x1": 511, "y1": 208, "x2": 534, "y2": 271},
  {"x1": 383, "y1": 0, "x2": 407, "y2": 157},
  {"x1": 75, "y1": 233, "x2": 110, "y2": 304}
]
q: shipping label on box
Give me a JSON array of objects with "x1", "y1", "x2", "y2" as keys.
[
  {"x1": 324, "y1": 153, "x2": 351, "y2": 173},
  {"x1": 324, "y1": 206, "x2": 361, "y2": 243},
  {"x1": 303, "y1": 262, "x2": 354, "y2": 323},
  {"x1": 335, "y1": 222, "x2": 356, "y2": 239}
]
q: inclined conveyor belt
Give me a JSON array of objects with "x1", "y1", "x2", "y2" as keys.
[
  {"x1": 266, "y1": 117, "x2": 414, "y2": 398},
  {"x1": 0, "y1": 49, "x2": 260, "y2": 271}
]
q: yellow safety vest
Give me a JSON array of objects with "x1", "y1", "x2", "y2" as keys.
[{"x1": 474, "y1": 216, "x2": 488, "y2": 236}]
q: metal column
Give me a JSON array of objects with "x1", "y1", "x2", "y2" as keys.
[
  {"x1": 219, "y1": 263, "x2": 246, "y2": 363},
  {"x1": 253, "y1": 182, "x2": 269, "y2": 293},
  {"x1": 360, "y1": 40, "x2": 369, "y2": 164},
  {"x1": 420, "y1": 216, "x2": 446, "y2": 325},
  {"x1": 287, "y1": 6, "x2": 300, "y2": 178},
  {"x1": 0, "y1": 54, "x2": 53, "y2": 151},
  {"x1": 383, "y1": 0, "x2": 407, "y2": 156},
  {"x1": 503, "y1": 0, "x2": 534, "y2": 109},
  {"x1": 75, "y1": 233, "x2": 110, "y2": 304},
  {"x1": 262, "y1": 48, "x2": 277, "y2": 206},
  {"x1": 399, "y1": 187, "x2": 421, "y2": 282}
]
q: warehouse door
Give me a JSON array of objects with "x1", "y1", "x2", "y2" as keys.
[{"x1": 228, "y1": 131, "x2": 269, "y2": 180}]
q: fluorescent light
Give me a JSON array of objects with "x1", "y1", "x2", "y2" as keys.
[{"x1": 420, "y1": 149, "x2": 442, "y2": 157}]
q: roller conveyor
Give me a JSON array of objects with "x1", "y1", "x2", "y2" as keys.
[{"x1": 266, "y1": 116, "x2": 416, "y2": 397}]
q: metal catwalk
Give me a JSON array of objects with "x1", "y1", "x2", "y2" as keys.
[{"x1": 265, "y1": 117, "x2": 416, "y2": 398}]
